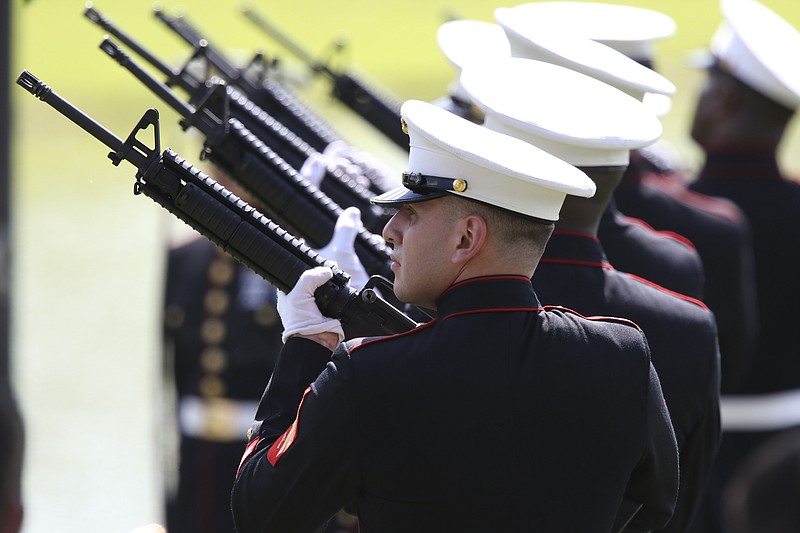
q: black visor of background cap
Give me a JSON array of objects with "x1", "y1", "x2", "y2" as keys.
[
  {"x1": 704, "y1": 0, "x2": 800, "y2": 110},
  {"x1": 494, "y1": 5, "x2": 675, "y2": 110},
  {"x1": 370, "y1": 100, "x2": 596, "y2": 222},
  {"x1": 436, "y1": 20, "x2": 511, "y2": 104},
  {"x1": 459, "y1": 57, "x2": 663, "y2": 168},
  {"x1": 499, "y1": 2, "x2": 676, "y2": 116}
]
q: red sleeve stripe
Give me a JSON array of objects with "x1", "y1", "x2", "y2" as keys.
[
  {"x1": 624, "y1": 272, "x2": 709, "y2": 310},
  {"x1": 621, "y1": 216, "x2": 697, "y2": 251},
  {"x1": 443, "y1": 307, "x2": 544, "y2": 320},
  {"x1": 552, "y1": 229, "x2": 599, "y2": 240},
  {"x1": 236, "y1": 435, "x2": 262, "y2": 477},
  {"x1": 350, "y1": 319, "x2": 438, "y2": 354},
  {"x1": 267, "y1": 386, "x2": 313, "y2": 467},
  {"x1": 543, "y1": 305, "x2": 643, "y2": 331},
  {"x1": 539, "y1": 258, "x2": 614, "y2": 270}
]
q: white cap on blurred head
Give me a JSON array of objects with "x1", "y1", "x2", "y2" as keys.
[
  {"x1": 710, "y1": 0, "x2": 800, "y2": 110},
  {"x1": 371, "y1": 100, "x2": 596, "y2": 222},
  {"x1": 506, "y1": 2, "x2": 675, "y2": 63},
  {"x1": 437, "y1": 20, "x2": 511, "y2": 103},
  {"x1": 495, "y1": 6, "x2": 675, "y2": 106},
  {"x1": 459, "y1": 58, "x2": 663, "y2": 167},
  {"x1": 438, "y1": 20, "x2": 511, "y2": 71},
  {"x1": 501, "y1": 2, "x2": 675, "y2": 115}
]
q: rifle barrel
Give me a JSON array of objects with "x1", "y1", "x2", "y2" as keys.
[
  {"x1": 240, "y1": 7, "x2": 328, "y2": 76},
  {"x1": 16, "y1": 70, "x2": 148, "y2": 168}
]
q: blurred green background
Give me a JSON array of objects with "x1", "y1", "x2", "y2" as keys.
[{"x1": 9, "y1": 1, "x2": 800, "y2": 531}]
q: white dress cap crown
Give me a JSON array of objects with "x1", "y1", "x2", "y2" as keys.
[
  {"x1": 371, "y1": 99, "x2": 596, "y2": 221},
  {"x1": 711, "y1": 0, "x2": 800, "y2": 110},
  {"x1": 495, "y1": 6, "x2": 675, "y2": 103},
  {"x1": 459, "y1": 57, "x2": 663, "y2": 167},
  {"x1": 507, "y1": 2, "x2": 675, "y2": 62},
  {"x1": 436, "y1": 20, "x2": 511, "y2": 104}
]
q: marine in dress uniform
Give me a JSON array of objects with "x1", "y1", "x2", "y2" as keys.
[
  {"x1": 435, "y1": 14, "x2": 707, "y2": 300},
  {"x1": 163, "y1": 236, "x2": 359, "y2": 533},
  {"x1": 460, "y1": 56, "x2": 721, "y2": 533},
  {"x1": 684, "y1": 1, "x2": 800, "y2": 531},
  {"x1": 231, "y1": 99, "x2": 679, "y2": 533},
  {"x1": 500, "y1": 2, "x2": 757, "y2": 390},
  {"x1": 163, "y1": 237, "x2": 283, "y2": 533}
]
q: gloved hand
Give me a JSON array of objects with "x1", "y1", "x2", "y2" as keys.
[
  {"x1": 299, "y1": 149, "x2": 367, "y2": 190},
  {"x1": 298, "y1": 153, "x2": 328, "y2": 188},
  {"x1": 315, "y1": 207, "x2": 370, "y2": 290},
  {"x1": 277, "y1": 266, "x2": 344, "y2": 345},
  {"x1": 321, "y1": 142, "x2": 372, "y2": 189},
  {"x1": 323, "y1": 141, "x2": 395, "y2": 190}
]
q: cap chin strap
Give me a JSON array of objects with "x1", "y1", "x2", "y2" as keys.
[{"x1": 402, "y1": 172, "x2": 469, "y2": 194}]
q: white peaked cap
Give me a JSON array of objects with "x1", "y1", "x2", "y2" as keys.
[
  {"x1": 507, "y1": 2, "x2": 675, "y2": 62},
  {"x1": 437, "y1": 20, "x2": 511, "y2": 103},
  {"x1": 371, "y1": 100, "x2": 596, "y2": 222},
  {"x1": 495, "y1": 6, "x2": 676, "y2": 103},
  {"x1": 711, "y1": 0, "x2": 800, "y2": 110},
  {"x1": 502, "y1": 2, "x2": 675, "y2": 115},
  {"x1": 459, "y1": 58, "x2": 663, "y2": 167},
  {"x1": 437, "y1": 20, "x2": 511, "y2": 70}
]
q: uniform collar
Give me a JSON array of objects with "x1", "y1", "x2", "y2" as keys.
[
  {"x1": 697, "y1": 143, "x2": 783, "y2": 182},
  {"x1": 540, "y1": 231, "x2": 614, "y2": 270},
  {"x1": 435, "y1": 275, "x2": 542, "y2": 320}
]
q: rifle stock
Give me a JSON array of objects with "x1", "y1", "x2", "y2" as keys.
[{"x1": 16, "y1": 69, "x2": 418, "y2": 338}]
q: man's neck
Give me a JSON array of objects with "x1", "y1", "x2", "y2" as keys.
[{"x1": 555, "y1": 167, "x2": 625, "y2": 236}]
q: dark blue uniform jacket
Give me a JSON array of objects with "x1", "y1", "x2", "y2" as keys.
[
  {"x1": 614, "y1": 154, "x2": 757, "y2": 392},
  {"x1": 232, "y1": 276, "x2": 678, "y2": 533},
  {"x1": 533, "y1": 232, "x2": 722, "y2": 533},
  {"x1": 599, "y1": 201, "x2": 705, "y2": 300}
]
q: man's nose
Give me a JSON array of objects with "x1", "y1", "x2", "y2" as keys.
[{"x1": 382, "y1": 213, "x2": 401, "y2": 245}]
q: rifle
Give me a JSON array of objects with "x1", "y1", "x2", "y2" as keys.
[
  {"x1": 241, "y1": 6, "x2": 408, "y2": 150},
  {"x1": 83, "y1": 4, "x2": 391, "y2": 196},
  {"x1": 97, "y1": 37, "x2": 396, "y2": 283},
  {"x1": 152, "y1": 6, "x2": 401, "y2": 185},
  {"x1": 16, "y1": 70, "x2": 418, "y2": 338},
  {"x1": 152, "y1": 6, "x2": 342, "y2": 154}
]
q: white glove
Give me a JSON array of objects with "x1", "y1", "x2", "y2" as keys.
[
  {"x1": 277, "y1": 266, "x2": 345, "y2": 344},
  {"x1": 315, "y1": 207, "x2": 370, "y2": 290},
  {"x1": 323, "y1": 141, "x2": 395, "y2": 190},
  {"x1": 298, "y1": 153, "x2": 328, "y2": 188},
  {"x1": 300, "y1": 150, "x2": 367, "y2": 190}
]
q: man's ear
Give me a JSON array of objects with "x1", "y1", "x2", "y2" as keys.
[
  {"x1": 713, "y1": 73, "x2": 744, "y2": 116},
  {"x1": 451, "y1": 214, "x2": 487, "y2": 264}
]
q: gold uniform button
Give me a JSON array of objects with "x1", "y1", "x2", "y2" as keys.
[
  {"x1": 200, "y1": 317, "x2": 227, "y2": 345},
  {"x1": 201, "y1": 347, "x2": 227, "y2": 373},
  {"x1": 208, "y1": 258, "x2": 235, "y2": 285},
  {"x1": 453, "y1": 179, "x2": 468, "y2": 193},
  {"x1": 204, "y1": 288, "x2": 230, "y2": 315}
]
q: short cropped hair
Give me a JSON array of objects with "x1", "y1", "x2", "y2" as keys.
[{"x1": 442, "y1": 194, "x2": 555, "y2": 262}]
